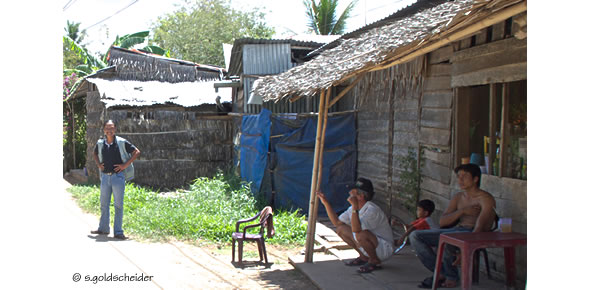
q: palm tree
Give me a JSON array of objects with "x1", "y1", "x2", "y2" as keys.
[{"x1": 303, "y1": 0, "x2": 357, "y2": 35}]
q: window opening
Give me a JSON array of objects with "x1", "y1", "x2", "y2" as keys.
[{"x1": 455, "y1": 80, "x2": 526, "y2": 180}]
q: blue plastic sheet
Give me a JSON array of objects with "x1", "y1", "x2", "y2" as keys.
[
  {"x1": 240, "y1": 111, "x2": 356, "y2": 216},
  {"x1": 240, "y1": 108, "x2": 271, "y2": 192},
  {"x1": 271, "y1": 113, "x2": 356, "y2": 215}
]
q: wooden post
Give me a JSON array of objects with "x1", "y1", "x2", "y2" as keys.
[
  {"x1": 499, "y1": 83, "x2": 510, "y2": 177},
  {"x1": 72, "y1": 100, "x2": 76, "y2": 169},
  {"x1": 488, "y1": 84, "x2": 498, "y2": 175},
  {"x1": 304, "y1": 89, "x2": 326, "y2": 262},
  {"x1": 328, "y1": 74, "x2": 365, "y2": 108}
]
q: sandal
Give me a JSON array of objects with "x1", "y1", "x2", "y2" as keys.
[
  {"x1": 417, "y1": 276, "x2": 445, "y2": 288},
  {"x1": 440, "y1": 280, "x2": 458, "y2": 288},
  {"x1": 357, "y1": 262, "x2": 382, "y2": 273},
  {"x1": 345, "y1": 257, "x2": 367, "y2": 266}
]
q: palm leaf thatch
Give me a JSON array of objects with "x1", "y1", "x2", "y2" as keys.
[
  {"x1": 252, "y1": 0, "x2": 526, "y2": 102},
  {"x1": 106, "y1": 47, "x2": 224, "y2": 83}
]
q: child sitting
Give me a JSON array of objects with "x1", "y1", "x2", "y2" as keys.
[{"x1": 391, "y1": 199, "x2": 438, "y2": 246}]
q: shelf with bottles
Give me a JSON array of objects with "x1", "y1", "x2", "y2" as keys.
[{"x1": 482, "y1": 127, "x2": 526, "y2": 180}]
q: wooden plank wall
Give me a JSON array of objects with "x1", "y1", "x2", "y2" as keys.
[
  {"x1": 419, "y1": 46, "x2": 454, "y2": 221},
  {"x1": 453, "y1": 18, "x2": 526, "y2": 286},
  {"x1": 355, "y1": 68, "x2": 394, "y2": 211},
  {"x1": 435, "y1": 17, "x2": 527, "y2": 287},
  {"x1": 85, "y1": 92, "x2": 233, "y2": 189},
  {"x1": 354, "y1": 56, "x2": 425, "y2": 220},
  {"x1": 352, "y1": 16, "x2": 526, "y2": 288},
  {"x1": 389, "y1": 57, "x2": 426, "y2": 221}
]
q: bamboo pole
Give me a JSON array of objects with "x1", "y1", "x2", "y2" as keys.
[
  {"x1": 317, "y1": 87, "x2": 331, "y2": 186},
  {"x1": 328, "y1": 73, "x2": 366, "y2": 108},
  {"x1": 306, "y1": 87, "x2": 331, "y2": 259},
  {"x1": 304, "y1": 89, "x2": 326, "y2": 262},
  {"x1": 289, "y1": 95, "x2": 305, "y2": 103}
]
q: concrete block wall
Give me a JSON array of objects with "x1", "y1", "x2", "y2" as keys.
[{"x1": 85, "y1": 91, "x2": 234, "y2": 189}]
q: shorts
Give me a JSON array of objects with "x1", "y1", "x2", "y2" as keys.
[{"x1": 353, "y1": 232, "x2": 393, "y2": 262}]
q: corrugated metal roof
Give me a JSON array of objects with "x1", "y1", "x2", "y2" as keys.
[
  {"x1": 243, "y1": 43, "x2": 295, "y2": 108},
  {"x1": 87, "y1": 79, "x2": 231, "y2": 108},
  {"x1": 227, "y1": 37, "x2": 329, "y2": 76},
  {"x1": 285, "y1": 34, "x2": 341, "y2": 45}
]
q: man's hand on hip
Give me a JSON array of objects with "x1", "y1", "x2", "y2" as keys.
[{"x1": 113, "y1": 164, "x2": 127, "y2": 173}]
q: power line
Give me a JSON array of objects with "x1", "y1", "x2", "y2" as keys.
[
  {"x1": 348, "y1": 0, "x2": 409, "y2": 19},
  {"x1": 63, "y1": 0, "x2": 79, "y2": 11},
  {"x1": 83, "y1": 0, "x2": 140, "y2": 31}
]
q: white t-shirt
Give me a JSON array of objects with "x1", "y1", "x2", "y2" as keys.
[{"x1": 338, "y1": 201, "x2": 394, "y2": 244}]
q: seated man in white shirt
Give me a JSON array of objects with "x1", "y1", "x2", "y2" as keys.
[{"x1": 317, "y1": 178, "x2": 394, "y2": 273}]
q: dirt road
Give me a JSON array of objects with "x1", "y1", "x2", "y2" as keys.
[{"x1": 57, "y1": 179, "x2": 317, "y2": 289}]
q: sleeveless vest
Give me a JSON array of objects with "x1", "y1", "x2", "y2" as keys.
[{"x1": 97, "y1": 136, "x2": 135, "y2": 181}]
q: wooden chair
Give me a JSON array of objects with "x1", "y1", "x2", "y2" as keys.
[{"x1": 232, "y1": 206, "x2": 274, "y2": 264}]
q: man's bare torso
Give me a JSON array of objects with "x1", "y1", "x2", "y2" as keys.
[{"x1": 456, "y1": 189, "x2": 495, "y2": 230}]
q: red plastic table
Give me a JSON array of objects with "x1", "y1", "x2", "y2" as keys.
[{"x1": 432, "y1": 232, "x2": 526, "y2": 290}]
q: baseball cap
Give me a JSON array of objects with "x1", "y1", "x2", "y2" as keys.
[{"x1": 348, "y1": 177, "x2": 374, "y2": 194}]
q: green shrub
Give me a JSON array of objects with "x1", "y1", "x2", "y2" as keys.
[{"x1": 68, "y1": 173, "x2": 307, "y2": 245}]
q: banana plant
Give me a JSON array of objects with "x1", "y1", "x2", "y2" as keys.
[
  {"x1": 63, "y1": 30, "x2": 169, "y2": 101},
  {"x1": 63, "y1": 35, "x2": 107, "y2": 70},
  {"x1": 104, "y1": 31, "x2": 170, "y2": 62},
  {"x1": 63, "y1": 35, "x2": 107, "y2": 102}
]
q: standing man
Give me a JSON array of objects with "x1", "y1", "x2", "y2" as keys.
[
  {"x1": 410, "y1": 163, "x2": 496, "y2": 288},
  {"x1": 91, "y1": 120, "x2": 140, "y2": 240},
  {"x1": 317, "y1": 177, "x2": 394, "y2": 273}
]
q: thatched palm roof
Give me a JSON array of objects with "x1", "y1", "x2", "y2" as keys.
[
  {"x1": 70, "y1": 47, "x2": 230, "y2": 108},
  {"x1": 107, "y1": 46, "x2": 225, "y2": 83},
  {"x1": 252, "y1": 0, "x2": 526, "y2": 102}
]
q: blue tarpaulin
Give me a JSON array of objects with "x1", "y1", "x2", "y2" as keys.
[
  {"x1": 240, "y1": 110, "x2": 356, "y2": 216},
  {"x1": 240, "y1": 108, "x2": 271, "y2": 192}
]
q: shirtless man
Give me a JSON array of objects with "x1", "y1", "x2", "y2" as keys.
[{"x1": 410, "y1": 163, "x2": 496, "y2": 288}]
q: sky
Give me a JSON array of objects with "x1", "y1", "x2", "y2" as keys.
[{"x1": 63, "y1": 0, "x2": 418, "y2": 54}]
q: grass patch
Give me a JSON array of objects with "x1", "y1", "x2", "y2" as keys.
[{"x1": 68, "y1": 173, "x2": 307, "y2": 246}]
